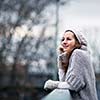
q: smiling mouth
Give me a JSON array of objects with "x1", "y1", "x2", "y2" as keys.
[{"x1": 63, "y1": 45, "x2": 69, "y2": 49}]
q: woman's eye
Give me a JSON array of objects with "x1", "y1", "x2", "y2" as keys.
[
  {"x1": 61, "y1": 38, "x2": 64, "y2": 41},
  {"x1": 67, "y1": 37, "x2": 71, "y2": 40}
]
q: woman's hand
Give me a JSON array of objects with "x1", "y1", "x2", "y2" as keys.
[
  {"x1": 57, "y1": 45, "x2": 65, "y2": 54},
  {"x1": 57, "y1": 45, "x2": 69, "y2": 71}
]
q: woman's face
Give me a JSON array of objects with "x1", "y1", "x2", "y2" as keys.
[{"x1": 61, "y1": 31, "x2": 77, "y2": 54}]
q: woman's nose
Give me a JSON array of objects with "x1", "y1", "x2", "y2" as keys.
[{"x1": 62, "y1": 40, "x2": 67, "y2": 45}]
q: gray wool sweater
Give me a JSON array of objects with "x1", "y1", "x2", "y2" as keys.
[
  {"x1": 58, "y1": 49, "x2": 98, "y2": 100},
  {"x1": 57, "y1": 29, "x2": 98, "y2": 100}
]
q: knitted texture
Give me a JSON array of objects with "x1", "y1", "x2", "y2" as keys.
[{"x1": 57, "y1": 52, "x2": 69, "y2": 70}]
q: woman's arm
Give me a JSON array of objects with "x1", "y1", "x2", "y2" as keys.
[
  {"x1": 58, "y1": 69, "x2": 65, "y2": 81},
  {"x1": 57, "y1": 52, "x2": 69, "y2": 81},
  {"x1": 65, "y1": 49, "x2": 86, "y2": 92}
]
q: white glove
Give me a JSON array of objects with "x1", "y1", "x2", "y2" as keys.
[{"x1": 44, "y1": 80, "x2": 59, "y2": 90}]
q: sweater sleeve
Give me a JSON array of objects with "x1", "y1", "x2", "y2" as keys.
[
  {"x1": 65, "y1": 50, "x2": 86, "y2": 92},
  {"x1": 57, "y1": 52, "x2": 69, "y2": 81},
  {"x1": 58, "y1": 69, "x2": 65, "y2": 81}
]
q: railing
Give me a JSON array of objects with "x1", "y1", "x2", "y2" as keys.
[{"x1": 42, "y1": 89, "x2": 72, "y2": 100}]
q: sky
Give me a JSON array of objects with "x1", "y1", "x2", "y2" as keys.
[
  {"x1": 16, "y1": 0, "x2": 100, "y2": 37},
  {"x1": 59, "y1": 0, "x2": 100, "y2": 32}
]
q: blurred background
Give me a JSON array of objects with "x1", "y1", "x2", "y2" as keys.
[{"x1": 0, "y1": 0, "x2": 100, "y2": 100}]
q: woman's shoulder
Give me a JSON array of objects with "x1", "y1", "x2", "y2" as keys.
[
  {"x1": 72, "y1": 48, "x2": 85, "y2": 54},
  {"x1": 71, "y1": 49, "x2": 88, "y2": 58},
  {"x1": 70, "y1": 49, "x2": 90, "y2": 65}
]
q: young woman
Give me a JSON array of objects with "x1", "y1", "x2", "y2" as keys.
[{"x1": 44, "y1": 29, "x2": 98, "y2": 100}]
